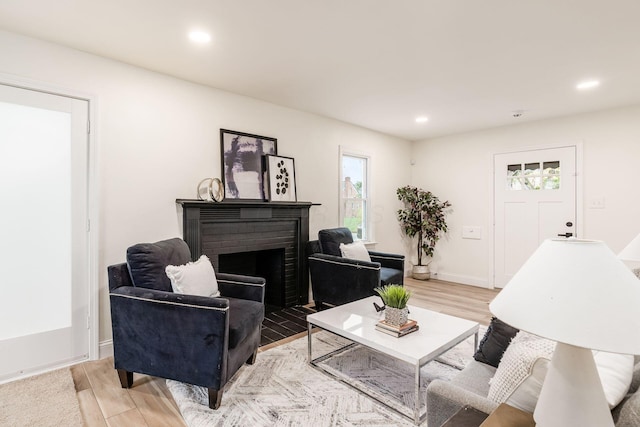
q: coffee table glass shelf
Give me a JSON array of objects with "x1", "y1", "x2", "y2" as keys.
[{"x1": 307, "y1": 296, "x2": 479, "y2": 425}]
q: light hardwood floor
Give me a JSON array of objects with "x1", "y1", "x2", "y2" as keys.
[{"x1": 72, "y1": 278, "x2": 499, "y2": 426}]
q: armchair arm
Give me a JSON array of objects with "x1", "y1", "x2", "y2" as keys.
[
  {"x1": 217, "y1": 273, "x2": 266, "y2": 303},
  {"x1": 108, "y1": 263, "x2": 134, "y2": 291},
  {"x1": 310, "y1": 252, "x2": 382, "y2": 269},
  {"x1": 109, "y1": 286, "x2": 230, "y2": 389},
  {"x1": 368, "y1": 251, "x2": 405, "y2": 271},
  {"x1": 426, "y1": 379, "x2": 499, "y2": 427},
  {"x1": 308, "y1": 253, "x2": 381, "y2": 306},
  {"x1": 110, "y1": 285, "x2": 231, "y2": 309}
]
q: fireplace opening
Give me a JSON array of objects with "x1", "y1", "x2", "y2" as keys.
[{"x1": 218, "y1": 248, "x2": 285, "y2": 313}]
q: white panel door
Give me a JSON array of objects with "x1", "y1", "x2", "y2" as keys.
[
  {"x1": 0, "y1": 83, "x2": 90, "y2": 382},
  {"x1": 494, "y1": 146, "x2": 577, "y2": 287}
]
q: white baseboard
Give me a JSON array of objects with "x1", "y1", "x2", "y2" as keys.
[
  {"x1": 431, "y1": 271, "x2": 492, "y2": 289},
  {"x1": 99, "y1": 340, "x2": 113, "y2": 359}
]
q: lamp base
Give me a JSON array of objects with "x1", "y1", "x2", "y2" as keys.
[{"x1": 534, "y1": 342, "x2": 613, "y2": 427}]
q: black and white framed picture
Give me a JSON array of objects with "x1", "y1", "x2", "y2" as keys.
[
  {"x1": 220, "y1": 129, "x2": 277, "y2": 201},
  {"x1": 266, "y1": 155, "x2": 297, "y2": 202}
]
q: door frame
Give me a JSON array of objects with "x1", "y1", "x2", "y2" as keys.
[
  {"x1": 0, "y1": 73, "x2": 99, "y2": 363},
  {"x1": 490, "y1": 142, "x2": 584, "y2": 288}
]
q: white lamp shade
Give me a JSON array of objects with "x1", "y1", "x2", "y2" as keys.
[
  {"x1": 619, "y1": 233, "x2": 640, "y2": 262},
  {"x1": 490, "y1": 239, "x2": 640, "y2": 355}
]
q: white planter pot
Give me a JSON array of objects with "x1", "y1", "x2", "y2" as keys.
[{"x1": 412, "y1": 264, "x2": 431, "y2": 280}]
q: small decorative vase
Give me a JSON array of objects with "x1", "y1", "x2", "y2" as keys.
[
  {"x1": 384, "y1": 306, "x2": 409, "y2": 327},
  {"x1": 412, "y1": 264, "x2": 431, "y2": 280}
]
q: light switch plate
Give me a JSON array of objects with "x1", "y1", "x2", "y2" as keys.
[{"x1": 462, "y1": 226, "x2": 482, "y2": 240}]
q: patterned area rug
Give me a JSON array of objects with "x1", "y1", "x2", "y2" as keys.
[{"x1": 167, "y1": 328, "x2": 483, "y2": 426}]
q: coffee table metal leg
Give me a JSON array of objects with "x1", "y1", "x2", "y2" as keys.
[
  {"x1": 414, "y1": 363, "x2": 421, "y2": 424},
  {"x1": 307, "y1": 323, "x2": 313, "y2": 363}
]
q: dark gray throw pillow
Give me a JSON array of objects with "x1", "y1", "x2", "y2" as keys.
[
  {"x1": 318, "y1": 227, "x2": 354, "y2": 256},
  {"x1": 126, "y1": 238, "x2": 192, "y2": 292},
  {"x1": 473, "y1": 317, "x2": 519, "y2": 368}
]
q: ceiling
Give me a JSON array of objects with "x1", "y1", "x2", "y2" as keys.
[{"x1": 1, "y1": 0, "x2": 639, "y2": 141}]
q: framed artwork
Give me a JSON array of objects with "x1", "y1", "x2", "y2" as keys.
[
  {"x1": 266, "y1": 155, "x2": 297, "y2": 202},
  {"x1": 220, "y1": 129, "x2": 277, "y2": 200}
]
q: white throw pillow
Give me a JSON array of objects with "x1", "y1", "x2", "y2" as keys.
[
  {"x1": 593, "y1": 350, "x2": 635, "y2": 409},
  {"x1": 488, "y1": 332, "x2": 634, "y2": 412},
  {"x1": 165, "y1": 255, "x2": 220, "y2": 297},
  {"x1": 339, "y1": 241, "x2": 371, "y2": 262}
]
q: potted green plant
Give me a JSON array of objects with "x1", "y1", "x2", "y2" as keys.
[
  {"x1": 374, "y1": 284, "x2": 411, "y2": 326},
  {"x1": 397, "y1": 185, "x2": 451, "y2": 280}
]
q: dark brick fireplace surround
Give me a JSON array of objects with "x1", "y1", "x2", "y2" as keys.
[{"x1": 177, "y1": 200, "x2": 313, "y2": 310}]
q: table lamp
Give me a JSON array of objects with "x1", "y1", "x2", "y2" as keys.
[{"x1": 489, "y1": 238, "x2": 640, "y2": 427}]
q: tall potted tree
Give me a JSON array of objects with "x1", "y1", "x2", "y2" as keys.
[{"x1": 397, "y1": 186, "x2": 451, "y2": 280}]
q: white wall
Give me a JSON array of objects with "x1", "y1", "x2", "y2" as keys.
[
  {"x1": 0, "y1": 30, "x2": 411, "y2": 345},
  {"x1": 411, "y1": 105, "x2": 640, "y2": 287}
]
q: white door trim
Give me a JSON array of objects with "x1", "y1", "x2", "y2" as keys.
[
  {"x1": 0, "y1": 72, "x2": 99, "y2": 362},
  {"x1": 490, "y1": 142, "x2": 584, "y2": 288}
]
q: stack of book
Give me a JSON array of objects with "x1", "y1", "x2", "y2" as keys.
[{"x1": 375, "y1": 319, "x2": 419, "y2": 337}]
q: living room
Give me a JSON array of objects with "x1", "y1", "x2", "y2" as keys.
[{"x1": 1, "y1": 1, "x2": 640, "y2": 426}]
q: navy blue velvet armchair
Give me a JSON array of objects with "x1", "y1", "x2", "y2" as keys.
[
  {"x1": 108, "y1": 238, "x2": 265, "y2": 409},
  {"x1": 307, "y1": 227, "x2": 405, "y2": 310}
]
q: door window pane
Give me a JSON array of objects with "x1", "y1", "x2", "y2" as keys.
[
  {"x1": 0, "y1": 101, "x2": 72, "y2": 340},
  {"x1": 542, "y1": 161, "x2": 561, "y2": 190}
]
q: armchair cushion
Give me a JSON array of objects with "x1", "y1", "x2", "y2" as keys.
[
  {"x1": 165, "y1": 255, "x2": 220, "y2": 297},
  {"x1": 127, "y1": 237, "x2": 191, "y2": 292},
  {"x1": 339, "y1": 240, "x2": 371, "y2": 262},
  {"x1": 318, "y1": 227, "x2": 353, "y2": 256},
  {"x1": 380, "y1": 267, "x2": 403, "y2": 286},
  {"x1": 227, "y1": 297, "x2": 264, "y2": 349}
]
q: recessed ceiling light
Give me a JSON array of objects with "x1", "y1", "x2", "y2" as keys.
[
  {"x1": 576, "y1": 80, "x2": 600, "y2": 90},
  {"x1": 188, "y1": 30, "x2": 211, "y2": 44},
  {"x1": 415, "y1": 116, "x2": 429, "y2": 123}
]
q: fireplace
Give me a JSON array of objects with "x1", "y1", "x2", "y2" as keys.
[
  {"x1": 219, "y1": 248, "x2": 284, "y2": 311},
  {"x1": 176, "y1": 200, "x2": 313, "y2": 308}
]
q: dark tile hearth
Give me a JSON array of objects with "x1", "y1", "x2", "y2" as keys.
[{"x1": 260, "y1": 305, "x2": 316, "y2": 346}]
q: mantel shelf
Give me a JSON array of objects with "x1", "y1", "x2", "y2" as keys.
[{"x1": 176, "y1": 199, "x2": 317, "y2": 208}]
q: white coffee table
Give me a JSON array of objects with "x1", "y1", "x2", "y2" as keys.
[{"x1": 307, "y1": 296, "x2": 479, "y2": 425}]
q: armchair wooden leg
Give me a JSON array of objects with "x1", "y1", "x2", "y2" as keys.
[
  {"x1": 117, "y1": 369, "x2": 133, "y2": 388},
  {"x1": 208, "y1": 388, "x2": 223, "y2": 409},
  {"x1": 246, "y1": 350, "x2": 258, "y2": 365}
]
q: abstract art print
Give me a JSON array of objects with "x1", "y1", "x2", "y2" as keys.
[
  {"x1": 266, "y1": 155, "x2": 297, "y2": 202},
  {"x1": 220, "y1": 129, "x2": 277, "y2": 200}
]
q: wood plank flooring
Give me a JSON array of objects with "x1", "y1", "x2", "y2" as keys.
[
  {"x1": 72, "y1": 278, "x2": 499, "y2": 426},
  {"x1": 403, "y1": 277, "x2": 500, "y2": 326}
]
